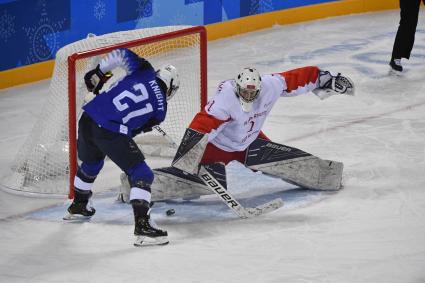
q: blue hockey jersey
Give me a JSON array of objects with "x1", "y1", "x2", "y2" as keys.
[{"x1": 83, "y1": 49, "x2": 167, "y2": 137}]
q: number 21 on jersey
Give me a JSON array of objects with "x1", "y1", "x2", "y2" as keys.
[{"x1": 112, "y1": 83, "x2": 153, "y2": 123}]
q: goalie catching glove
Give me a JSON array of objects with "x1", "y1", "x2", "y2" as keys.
[
  {"x1": 84, "y1": 64, "x2": 113, "y2": 95},
  {"x1": 313, "y1": 70, "x2": 355, "y2": 100}
]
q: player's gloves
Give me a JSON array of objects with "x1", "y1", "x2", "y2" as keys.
[
  {"x1": 313, "y1": 70, "x2": 355, "y2": 100},
  {"x1": 132, "y1": 118, "x2": 160, "y2": 137},
  {"x1": 84, "y1": 64, "x2": 113, "y2": 95}
]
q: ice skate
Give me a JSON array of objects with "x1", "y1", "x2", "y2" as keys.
[
  {"x1": 389, "y1": 58, "x2": 403, "y2": 76},
  {"x1": 63, "y1": 189, "x2": 95, "y2": 221},
  {"x1": 133, "y1": 214, "x2": 169, "y2": 246},
  {"x1": 132, "y1": 199, "x2": 168, "y2": 246}
]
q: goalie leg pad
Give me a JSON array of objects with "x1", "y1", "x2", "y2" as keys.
[
  {"x1": 118, "y1": 167, "x2": 211, "y2": 203},
  {"x1": 152, "y1": 167, "x2": 211, "y2": 201},
  {"x1": 249, "y1": 157, "x2": 343, "y2": 191},
  {"x1": 245, "y1": 139, "x2": 343, "y2": 191},
  {"x1": 118, "y1": 172, "x2": 131, "y2": 203}
]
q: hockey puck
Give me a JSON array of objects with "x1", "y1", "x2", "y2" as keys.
[{"x1": 166, "y1": 209, "x2": 175, "y2": 216}]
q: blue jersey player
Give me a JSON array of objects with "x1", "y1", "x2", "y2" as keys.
[{"x1": 64, "y1": 48, "x2": 179, "y2": 246}]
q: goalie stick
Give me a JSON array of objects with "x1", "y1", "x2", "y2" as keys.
[
  {"x1": 156, "y1": 128, "x2": 283, "y2": 217},
  {"x1": 198, "y1": 164, "x2": 283, "y2": 219}
]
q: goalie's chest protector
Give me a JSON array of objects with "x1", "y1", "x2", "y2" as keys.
[{"x1": 208, "y1": 75, "x2": 283, "y2": 152}]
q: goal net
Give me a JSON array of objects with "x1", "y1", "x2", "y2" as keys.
[{"x1": 2, "y1": 26, "x2": 207, "y2": 197}]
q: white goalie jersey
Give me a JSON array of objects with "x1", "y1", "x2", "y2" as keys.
[{"x1": 190, "y1": 66, "x2": 322, "y2": 152}]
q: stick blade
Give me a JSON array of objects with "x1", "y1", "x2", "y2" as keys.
[{"x1": 246, "y1": 198, "x2": 284, "y2": 217}]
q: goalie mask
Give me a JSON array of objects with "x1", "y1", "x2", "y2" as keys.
[
  {"x1": 235, "y1": 67, "x2": 261, "y2": 112},
  {"x1": 156, "y1": 64, "x2": 180, "y2": 100}
]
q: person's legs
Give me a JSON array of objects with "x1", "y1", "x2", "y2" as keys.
[
  {"x1": 66, "y1": 114, "x2": 105, "y2": 218},
  {"x1": 92, "y1": 123, "x2": 168, "y2": 245},
  {"x1": 390, "y1": 0, "x2": 421, "y2": 71},
  {"x1": 67, "y1": 160, "x2": 104, "y2": 217}
]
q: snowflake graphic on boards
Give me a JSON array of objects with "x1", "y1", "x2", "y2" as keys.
[
  {"x1": 22, "y1": 0, "x2": 66, "y2": 63},
  {"x1": 0, "y1": 10, "x2": 15, "y2": 42},
  {"x1": 94, "y1": 0, "x2": 106, "y2": 21},
  {"x1": 249, "y1": 0, "x2": 274, "y2": 15},
  {"x1": 136, "y1": 0, "x2": 153, "y2": 18}
]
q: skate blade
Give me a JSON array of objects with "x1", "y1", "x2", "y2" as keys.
[
  {"x1": 388, "y1": 68, "x2": 403, "y2": 77},
  {"x1": 63, "y1": 213, "x2": 93, "y2": 222},
  {"x1": 134, "y1": 236, "x2": 169, "y2": 247}
]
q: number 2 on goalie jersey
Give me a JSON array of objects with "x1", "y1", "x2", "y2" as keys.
[{"x1": 112, "y1": 83, "x2": 153, "y2": 123}]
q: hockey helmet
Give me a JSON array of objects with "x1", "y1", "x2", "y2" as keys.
[
  {"x1": 235, "y1": 67, "x2": 261, "y2": 112},
  {"x1": 156, "y1": 64, "x2": 180, "y2": 100}
]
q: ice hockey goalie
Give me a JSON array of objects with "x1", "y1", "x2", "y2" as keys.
[{"x1": 119, "y1": 65, "x2": 353, "y2": 202}]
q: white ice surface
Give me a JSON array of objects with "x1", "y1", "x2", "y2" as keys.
[{"x1": 1, "y1": 10, "x2": 425, "y2": 283}]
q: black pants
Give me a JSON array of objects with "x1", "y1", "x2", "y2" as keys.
[
  {"x1": 77, "y1": 113, "x2": 145, "y2": 173},
  {"x1": 391, "y1": 0, "x2": 424, "y2": 59}
]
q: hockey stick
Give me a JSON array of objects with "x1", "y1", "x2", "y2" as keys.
[
  {"x1": 156, "y1": 128, "x2": 284, "y2": 217},
  {"x1": 153, "y1": 125, "x2": 178, "y2": 148},
  {"x1": 198, "y1": 165, "x2": 284, "y2": 219}
]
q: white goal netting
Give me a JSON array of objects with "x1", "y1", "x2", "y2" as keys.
[{"x1": 2, "y1": 26, "x2": 206, "y2": 196}]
